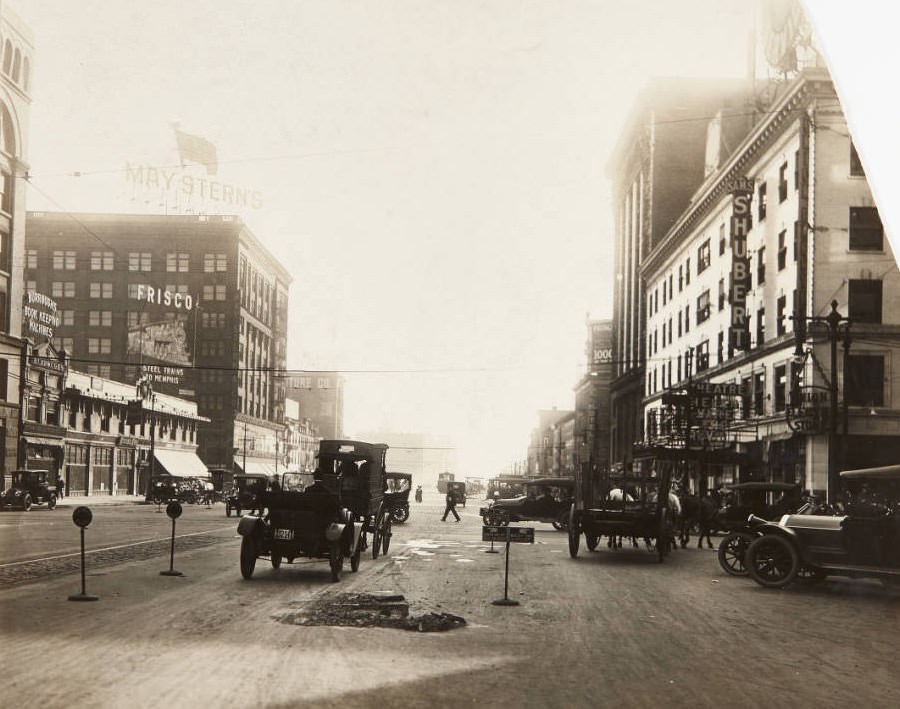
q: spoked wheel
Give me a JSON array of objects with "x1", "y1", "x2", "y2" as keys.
[
  {"x1": 329, "y1": 542, "x2": 344, "y2": 582},
  {"x1": 717, "y1": 532, "x2": 755, "y2": 576},
  {"x1": 372, "y1": 518, "x2": 382, "y2": 560},
  {"x1": 350, "y1": 531, "x2": 362, "y2": 572},
  {"x1": 381, "y1": 516, "x2": 392, "y2": 556},
  {"x1": 390, "y1": 505, "x2": 409, "y2": 524},
  {"x1": 23, "y1": 494, "x2": 32, "y2": 512},
  {"x1": 226, "y1": 502, "x2": 232, "y2": 517},
  {"x1": 745, "y1": 534, "x2": 799, "y2": 588},
  {"x1": 552, "y1": 511, "x2": 569, "y2": 532},
  {"x1": 567, "y1": 505, "x2": 580, "y2": 558},
  {"x1": 240, "y1": 537, "x2": 257, "y2": 579},
  {"x1": 48, "y1": 494, "x2": 57, "y2": 511}
]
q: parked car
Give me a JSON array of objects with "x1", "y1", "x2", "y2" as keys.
[
  {"x1": 146, "y1": 476, "x2": 179, "y2": 505},
  {"x1": 480, "y1": 477, "x2": 574, "y2": 530},
  {"x1": 743, "y1": 464, "x2": 900, "y2": 589},
  {"x1": 225, "y1": 473, "x2": 268, "y2": 517},
  {"x1": 1, "y1": 469, "x2": 58, "y2": 511},
  {"x1": 446, "y1": 480, "x2": 467, "y2": 508}
]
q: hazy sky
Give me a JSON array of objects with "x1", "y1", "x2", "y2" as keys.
[{"x1": 12, "y1": 1, "x2": 898, "y2": 476}]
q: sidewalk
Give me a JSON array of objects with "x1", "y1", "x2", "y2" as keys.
[{"x1": 57, "y1": 494, "x2": 146, "y2": 508}]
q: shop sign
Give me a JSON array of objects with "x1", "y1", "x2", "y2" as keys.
[
  {"x1": 786, "y1": 385, "x2": 830, "y2": 434},
  {"x1": 728, "y1": 177, "x2": 753, "y2": 351}
]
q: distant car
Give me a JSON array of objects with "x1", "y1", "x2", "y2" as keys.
[
  {"x1": 743, "y1": 464, "x2": 900, "y2": 589},
  {"x1": 480, "y1": 477, "x2": 574, "y2": 531},
  {"x1": 446, "y1": 481, "x2": 467, "y2": 507},
  {"x1": 226, "y1": 473, "x2": 269, "y2": 517},
  {"x1": 0, "y1": 469, "x2": 58, "y2": 511}
]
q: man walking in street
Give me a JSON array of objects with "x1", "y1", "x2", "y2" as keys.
[{"x1": 441, "y1": 489, "x2": 460, "y2": 522}]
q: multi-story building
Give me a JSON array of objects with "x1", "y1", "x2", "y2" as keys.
[
  {"x1": 527, "y1": 408, "x2": 574, "y2": 478},
  {"x1": 284, "y1": 396, "x2": 319, "y2": 473},
  {"x1": 606, "y1": 78, "x2": 757, "y2": 478},
  {"x1": 640, "y1": 65, "x2": 900, "y2": 501},
  {"x1": 573, "y1": 318, "x2": 613, "y2": 504},
  {"x1": 284, "y1": 371, "x2": 344, "y2": 439},
  {"x1": 23, "y1": 212, "x2": 291, "y2": 477},
  {"x1": 0, "y1": 6, "x2": 32, "y2": 482}
]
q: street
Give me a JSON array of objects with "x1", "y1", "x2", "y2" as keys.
[{"x1": 1, "y1": 492, "x2": 899, "y2": 708}]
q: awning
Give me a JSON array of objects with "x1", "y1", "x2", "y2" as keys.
[
  {"x1": 235, "y1": 459, "x2": 277, "y2": 477},
  {"x1": 22, "y1": 435, "x2": 65, "y2": 448},
  {"x1": 153, "y1": 449, "x2": 209, "y2": 478}
]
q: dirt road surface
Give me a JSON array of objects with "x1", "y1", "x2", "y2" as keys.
[{"x1": 2, "y1": 494, "x2": 899, "y2": 708}]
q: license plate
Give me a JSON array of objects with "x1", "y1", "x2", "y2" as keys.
[{"x1": 274, "y1": 528, "x2": 294, "y2": 541}]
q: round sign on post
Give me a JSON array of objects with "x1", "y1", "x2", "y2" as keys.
[
  {"x1": 72, "y1": 506, "x2": 93, "y2": 528},
  {"x1": 166, "y1": 501, "x2": 183, "y2": 520}
]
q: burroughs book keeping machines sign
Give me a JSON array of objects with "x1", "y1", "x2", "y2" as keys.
[{"x1": 23, "y1": 291, "x2": 60, "y2": 342}]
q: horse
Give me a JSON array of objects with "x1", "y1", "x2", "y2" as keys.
[
  {"x1": 649, "y1": 489, "x2": 682, "y2": 554},
  {"x1": 677, "y1": 490, "x2": 722, "y2": 549}
]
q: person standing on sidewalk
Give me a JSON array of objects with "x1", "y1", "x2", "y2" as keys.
[
  {"x1": 441, "y1": 489, "x2": 460, "y2": 522},
  {"x1": 57, "y1": 476, "x2": 65, "y2": 499}
]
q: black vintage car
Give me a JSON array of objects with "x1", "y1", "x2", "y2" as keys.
[
  {"x1": 225, "y1": 473, "x2": 268, "y2": 517},
  {"x1": 480, "y1": 477, "x2": 574, "y2": 530},
  {"x1": 743, "y1": 464, "x2": 900, "y2": 589},
  {"x1": 1, "y1": 470, "x2": 58, "y2": 511},
  {"x1": 384, "y1": 471, "x2": 412, "y2": 523},
  {"x1": 446, "y1": 480, "x2": 466, "y2": 508}
]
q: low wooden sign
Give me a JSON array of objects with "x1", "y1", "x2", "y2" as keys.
[{"x1": 482, "y1": 526, "x2": 534, "y2": 543}]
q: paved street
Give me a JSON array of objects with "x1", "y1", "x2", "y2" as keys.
[{"x1": 1, "y1": 491, "x2": 899, "y2": 708}]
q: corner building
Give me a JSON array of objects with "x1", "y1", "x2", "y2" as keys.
[{"x1": 24, "y1": 212, "x2": 291, "y2": 477}]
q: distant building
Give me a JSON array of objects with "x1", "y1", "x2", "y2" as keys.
[
  {"x1": 284, "y1": 371, "x2": 344, "y2": 440},
  {"x1": 24, "y1": 212, "x2": 291, "y2": 477},
  {"x1": 573, "y1": 318, "x2": 613, "y2": 503},
  {"x1": 527, "y1": 408, "x2": 574, "y2": 478}
]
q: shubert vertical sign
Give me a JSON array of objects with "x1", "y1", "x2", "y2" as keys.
[{"x1": 727, "y1": 177, "x2": 754, "y2": 351}]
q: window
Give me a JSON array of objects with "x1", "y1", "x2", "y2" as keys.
[
  {"x1": 167, "y1": 252, "x2": 189, "y2": 272},
  {"x1": 129, "y1": 252, "x2": 152, "y2": 271},
  {"x1": 695, "y1": 340, "x2": 710, "y2": 372},
  {"x1": 778, "y1": 162, "x2": 788, "y2": 202},
  {"x1": 719, "y1": 224, "x2": 727, "y2": 255},
  {"x1": 793, "y1": 221, "x2": 801, "y2": 262},
  {"x1": 774, "y1": 365, "x2": 787, "y2": 412},
  {"x1": 26, "y1": 249, "x2": 37, "y2": 269},
  {"x1": 845, "y1": 354, "x2": 884, "y2": 407},
  {"x1": 794, "y1": 149, "x2": 801, "y2": 189},
  {"x1": 696, "y1": 290, "x2": 710, "y2": 324},
  {"x1": 685, "y1": 258, "x2": 691, "y2": 285},
  {"x1": 756, "y1": 246, "x2": 765, "y2": 285},
  {"x1": 758, "y1": 182, "x2": 767, "y2": 221},
  {"x1": 717, "y1": 331, "x2": 724, "y2": 364},
  {"x1": 684, "y1": 305, "x2": 690, "y2": 333},
  {"x1": 850, "y1": 142, "x2": 865, "y2": 177},
  {"x1": 90, "y1": 251, "x2": 114, "y2": 270},
  {"x1": 697, "y1": 241, "x2": 710, "y2": 273},
  {"x1": 678, "y1": 265, "x2": 683, "y2": 292},
  {"x1": 60, "y1": 309, "x2": 75, "y2": 326},
  {"x1": 718, "y1": 278, "x2": 726, "y2": 311},
  {"x1": 88, "y1": 310, "x2": 112, "y2": 327},
  {"x1": 756, "y1": 307, "x2": 765, "y2": 346},
  {"x1": 849, "y1": 207, "x2": 883, "y2": 250},
  {"x1": 58, "y1": 337, "x2": 74, "y2": 353},
  {"x1": 0, "y1": 169, "x2": 11, "y2": 213},
  {"x1": 753, "y1": 372, "x2": 765, "y2": 416},
  {"x1": 90, "y1": 282, "x2": 113, "y2": 299},
  {"x1": 51, "y1": 282, "x2": 76, "y2": 298},
  {"x1": 204, "y1": 253, "x2": 228, "y2": 272},
  {"x1": 776, "y1": 295, "x2": 787, "y2": 336},
  {"x1": 53, "y1": 250, "x2": 76, "y2": 270},
  {"x1": 848, "y1": 279, "x2": 883, "y2": 323},
  {"x1": 777, "y1": 230, "x2": 787, "y2": 270},
  {"x1": 677, "y1": 311, "x2": 682, "y2": 338},
  {"x1": 202, "y1": 285, "x2": 227, "y2": 301},
  {"x1": 88, "y1": 337, "x2": 112, "y2": 354}
]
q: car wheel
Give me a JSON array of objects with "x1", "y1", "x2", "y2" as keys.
[
  {"x1": 48, "y1": 494, "x2": 57, "y2": 511},
  {"x1": 225, "y1": 502, "x2": 232, "y2": 517},
  {"x1": 552, "y1": 511, "x2": 569, "y2": 532},
  {"x1": 330, "y1": 542, "x2": 344, "y2": 582},
  {"x1": 391, "y1": 505, "x2": 409, "y2": 524},
  {"x1": 568, "y1": 505, "x2": 580, "y2": 558},
  {"x1": 152, "y1": 495, "x2": 163, "y2": 506},
  {"x1": 23, "y1": 494, "x2": 32, "y2": 512},
  {"x1": 717, "y1": 532, "x2": 755, "y2": 576},
  {"x1": 240, "y1": 537, "x2": 257, "y2": 580},
  {"x1": 745, "y1": 534, "x2": 799, "y2": 588},
  {"x1": 271, "y1": 553, "x2": 282, "y2": 570}
]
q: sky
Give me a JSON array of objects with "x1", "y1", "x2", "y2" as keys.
[{"x1": 10, "y1": 1, "x2": 900, "y2": 478}]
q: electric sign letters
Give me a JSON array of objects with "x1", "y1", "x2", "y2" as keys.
[{"x1": 727, "y1": 177, "x2": 753, "y2": 351}]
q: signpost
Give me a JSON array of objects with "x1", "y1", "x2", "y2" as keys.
[
  {"x1": 68, "y1": 507, "x2": 99, "y2": 602},
  {"x1": 482, "y1": 526, "x2": 534, "y2": 606},
  {"x1": 160, "y1": 501, "x2": 184, "y2": 577}
]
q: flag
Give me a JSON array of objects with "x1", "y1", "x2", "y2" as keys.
[{"x1": 174, "y1": 128, "x2": 218, "y2": 176}]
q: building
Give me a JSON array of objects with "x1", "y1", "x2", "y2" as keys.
[
  {"x1": 639, "y1": 64, "x2": 900, "y2": 501},
  {"x1": 0, "y1": 6, "x2": 32, "y2": 483},
  {"x1": 284, "y1": 371, "x2": 345, "y2": 440},
  {"x1": 284, "y1": 396, "x2": 319, "y2": 473},
  {"x1": 23, "y1": 212, "x2": 291, "y2": 477},
  {"x1": 527, "y1": 408, "x2": 574, "y2": 478},
  {"x1": 573, "y1": 318, "x2": 613, "y2": 504},
  {"x1": 22, "y1": 343, "x2": 207, "y2": 496},
  {"x1": 606, "y1": 77, "x2": 757, "y2": 479}
]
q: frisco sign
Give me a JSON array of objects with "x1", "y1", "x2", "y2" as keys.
[{"x1": 728, "y1": 176, "x2": 753, "y2": 351}]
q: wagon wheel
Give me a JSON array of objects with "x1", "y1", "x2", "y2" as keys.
[
  {"x1": 350, "y1": 531, "x2": 362, "y2": 572},
  {"x1": 329, "y1": 541, "x2": 344, "y2": 582},
  {"x1": 717, "y1": 531, "x2": 755, "y2": 576},
  {"x1": 567, "y1": 505, "x2": 580, "y2": 558},
  {"x1": 586, "y1": 533, "x2": 599, "y2": 551},
  {"x1": 48, "y1": 494, "x2": 57, "y2": 511},
  {"x1": 240, "y1": 537, "x2": 257, "y2": 579},
  {"x1": 225, "y1": 502, "x2": 233, "y2": 517},
  {"x1": 381, "y1": 516, "x2": 392, "y2": 556},
  {"x1": 23, "y1": 494, "x2": 32, "y2": 512},
  {"x1": 745, "y1": 534, "x2": 799, "y2": 588}
]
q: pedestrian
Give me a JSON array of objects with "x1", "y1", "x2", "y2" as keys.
[
  {"x1": 441, "y1": 489, "x2": 460, "y2": 522},
  {"x1": 57, "y1": 476, "x2": 65, "y2": 499}
]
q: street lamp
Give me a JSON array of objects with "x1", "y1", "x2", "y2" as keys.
[{"x1": 791, "y1": 300, "x2": 851, "y2": 502}]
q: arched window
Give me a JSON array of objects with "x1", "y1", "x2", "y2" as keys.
[
  {"x1": 22, "y1": 58, "x2": 30, "y2": 91},
  {"x1": 0, "y1": 104, "x2": 16, "y2": 156},
  {"x1": 2, "y1": 41, "x2": 11, "y2": 74},
  {"x1": 12, "y1": 48, "x2": 21, "y2": 82}
]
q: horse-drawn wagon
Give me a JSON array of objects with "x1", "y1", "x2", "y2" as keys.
[{"x1": 567, "y1": 464, "x2": 676, "y2": 562}]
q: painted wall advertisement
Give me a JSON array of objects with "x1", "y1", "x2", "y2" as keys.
[{"x1": 128, "y1": 284, "x2": 196, "y2": 391}]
